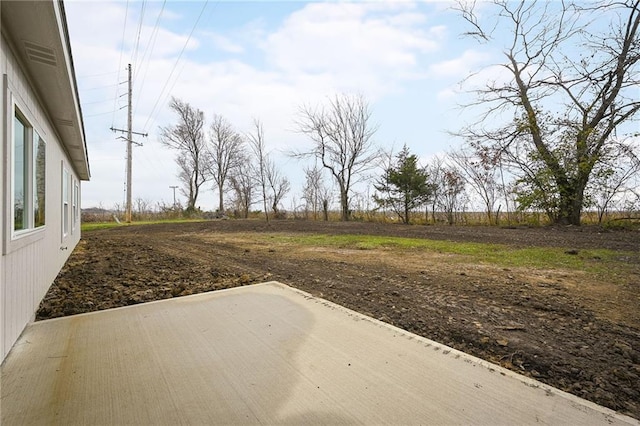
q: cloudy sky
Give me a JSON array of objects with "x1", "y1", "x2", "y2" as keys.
[{"x1": 66, "y1": 0, "x2": 502, "y2": 211}]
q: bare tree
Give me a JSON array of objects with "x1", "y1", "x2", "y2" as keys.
[
  {"x1": 586, "y1": 141, "x2": 640, "y2": 223},
  {"x1": 266, "y1": 160, "x2": 290, "y2": 217},
  {"x1": 294, "y1": 93, "x2": 380, "y2": 221},
  {"x1": 208, "y1": 114, "x2": 244, "y2": 212},
  {"x1": 229, "y1": 155, "x2": 255, "y2": 219},
  {"x1": 159, "y1": 97, "x2": 209, "y2": 212},
  {"x1": 426, "y1": 155, "x2": 445, "y2": 223},
  {"x1": 156, "y1": 200, "x2": 183, "y2": 219},
  {"x1": 302, "y1": 165, "x2": 331, "y2": 220},
  {"x1": 438, "y1": 167, "x2": 468, "y2": 225},
  {"x1": 246, "y1": 119, "x2": 270, "y2": 222},
  {"x1": 134, "y1": 197, "x2": 151, "y2": 216},
  {"x1": 457, "y1": 0, "x2": 640, "y2": 225},
  {"x1": 449, "y1": 146, "x2": 501, "y2": 224}
]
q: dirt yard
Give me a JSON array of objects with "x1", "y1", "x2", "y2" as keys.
[{"x1": 37, "y1": 220, "x2": 640, "y2": 419}]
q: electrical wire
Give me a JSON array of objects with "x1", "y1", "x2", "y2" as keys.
[
  {"x1": 85, "y1": 110, "x2": 116, "y2": 119},
  {"x1": 112, "y1": 0, "x2": 130, "y2": 128},
  {"x1": 82, "y1": 98, "x2": 118, "y2": 106},
  {"x1": 133, "y1": 0, "x2": 167, "y2": 117},
  {"x1": 142, "y1": 0, "x2": 210, "y2": 133},
  {"x1": 78, "y1": 70, "x2": 120, "y2": 78},
  {"x1": 131, "y1": 0, "x2": 147, "y2": 70},
  {"x1": 80, "y1": 83, "x2": 121, "y2": 91}
]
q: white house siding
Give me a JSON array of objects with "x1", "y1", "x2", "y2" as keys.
[
  {"x1": 0, "y1": 1, "x2": 4, "y2": 365},
  {"x1": 1, "y1": 30, "x2": 82, "y2": 362}
]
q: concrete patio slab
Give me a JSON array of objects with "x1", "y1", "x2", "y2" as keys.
[{"x1": 1, "y1": 281, "x2": 637, "y2": 425}]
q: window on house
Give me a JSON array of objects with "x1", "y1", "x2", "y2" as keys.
[
  {"x1": 12, "y1": 110, "x2": 46, "y2": 233},
  {"x1": 72, "y1": 178, "x2": 78, "y2": 233},
  {"x1": 62, "y1": 167, "x2": 69, "y2": 237},
  {"x1": 34, "y1": 133, "x2": 46, "y2": 227},
  {"x1": 13, "y1": 115, "x2": 27, "y2": 231}
]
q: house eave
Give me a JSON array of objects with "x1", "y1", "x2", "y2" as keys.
[{"x1": 1, "y1": 0, "x2": 90, "y2": 181}]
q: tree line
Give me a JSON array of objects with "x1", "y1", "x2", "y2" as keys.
[
  {"x1": 158, "y1": 99, "x2": 291, "y2": 221},
  {"x1": 156, "y1": 0, "x2": 640, "y2": 226}
]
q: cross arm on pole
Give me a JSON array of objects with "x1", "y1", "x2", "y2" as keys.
[{"x1": 110, "y1": 127, "x2": 148, "y2": 137}]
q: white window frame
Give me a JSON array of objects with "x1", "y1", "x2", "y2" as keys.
[
  {"x1": 3, "y1": 77, "x2": 47, "y2": 255},
  {"x1": 10, "y1": 106, "x2": 46, "y2": 237}
]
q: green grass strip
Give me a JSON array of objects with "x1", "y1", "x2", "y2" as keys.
[
  {"x1": 265, "y1": 233, "x2": 635, "y2": 274},
  {"x1": 81, "y1": 218, "x2": 207, "y2": 232}
]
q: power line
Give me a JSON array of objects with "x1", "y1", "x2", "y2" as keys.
[
  {"x1": 134, "y1": 0, "x2": 166, "y2": 82},
  {"x1": 133, "y1": 0, "x2": 167, "y2": 117},
  {"x1": 85, "y1": 110, "x2": 116, "y2": 119},
  {"x1": 78, "y1": 70, "x2": 120, "y2": 78},
  {"x1": 82, "y1": 98, "x2": 118, "y2": 106},
  {"x1": 112, "y1": 0, "x2": 131, "y2": 128},
  {"x1": 142, "y1": 0, "x2": 210, "y2": 133},
  {"x1": 131, "y1": 0, "x2": 147, "y2": 69},
  {"x1": 80, "y1": 83, "x2": 121, "y2": 91},
  {"x1": 143, "y1": 1, "x2": 220, "y2": 134}
]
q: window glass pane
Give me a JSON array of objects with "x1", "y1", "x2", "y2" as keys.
[
  {"x1": 63, "y1": 168, "x2": 69, "y2": 236},
  {"x1": 13, "y1": 115, "x2": 27, "y2": 231},
  {"x1": 72, "y1": 180, "x2": 78, "y2": 230},
  {"x1": 34, "y1": 133, "x2": 46, "y2": 227}
]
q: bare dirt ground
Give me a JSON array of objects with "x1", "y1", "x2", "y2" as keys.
[{"x1": 37, "y1": 220, "x2": 640, "y2": 419}]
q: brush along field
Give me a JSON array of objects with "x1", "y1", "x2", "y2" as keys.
[{"x1": 38, "y1": 220, "x2": 640, "y2": 419}]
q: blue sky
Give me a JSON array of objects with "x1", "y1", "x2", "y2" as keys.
[{"x1": 67, "y1": 1, "x2": 585, "y2": 211}]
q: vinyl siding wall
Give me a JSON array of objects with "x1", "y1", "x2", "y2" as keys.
[{"x1": 1, "y1": 31, "x2": 81, "y2": 362}]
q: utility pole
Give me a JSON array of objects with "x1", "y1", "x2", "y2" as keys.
[
  {"x1": 169, "y1": 185, "x2": 178, "y2": 208},
  {"x1": 111, "y1": 64, "x2": 147, "y2": 223}
]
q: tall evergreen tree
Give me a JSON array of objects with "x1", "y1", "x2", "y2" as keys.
[{"x1": 374, "y1": 145, "x2": 433, "y2": 224}]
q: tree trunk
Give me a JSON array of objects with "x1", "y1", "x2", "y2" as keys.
[
  {"x1": 339, "y1": 184, "x2": 349, "y2": 221},
  {"x1": 218, "y1": 184, "x2": 224, "y2": 212},
  {"x1": 192, "y1": 168, "x2": 200, "y2": 211},
  {"x1": 485, "y1": 207, "x2": 493, "y2": 225},
  {"x1": 555, "y1": 181, "x2": 585, "y2": 226},
  {"x1": 403, "y1": 199, "x2": 410, "y2": 224},
  {"x1": 187, "y1": 179, "x2": 196, "y2": 212}
]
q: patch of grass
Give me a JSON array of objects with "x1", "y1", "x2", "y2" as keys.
[
  {"x1": 81, "y1": 218, "x2": 208, "y2": 232},
  {"x1": 601, "y1": 219, "x2": 640, "y2": 231},
  {"x1": 265, "y1": 233, "x2": 635, "y2": 275},
  {"x1": 81, "y1": 222, "x2": 123, "y2": 232}
]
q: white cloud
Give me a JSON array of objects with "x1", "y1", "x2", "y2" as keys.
[
  {"x1": 457, "y1": 63, "x2": 514, "y2": 95},
  {"x1": 436, "y1": 87, "x2": 458, "y2": 101},
  {"x1": 429, "y1": 49, "x2": 490, "y2": 78},
  {"x1": 68, "y1": 1, "x2": 468, "y2": 210},
  {"x1": 262, "y1": 2, "x2": 443, "y2": 95},
  {"x1": 201, "y1": 31, "x2": 244, "y2": 54}
]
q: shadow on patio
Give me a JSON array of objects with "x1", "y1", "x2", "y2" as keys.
[{"x1": 1, "y1": 282, "x2": 637, "y2": 425}]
